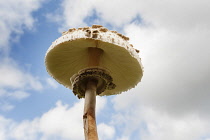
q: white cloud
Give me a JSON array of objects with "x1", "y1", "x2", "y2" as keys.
[
  {"x1": 0, "y1": 0, "x2": 44, "y2": 111},
  {"x1": 52, "y1": 0, "x2": 135, "y2": 28},
  {"x1": 0, "y1": 102, "x2": 14, "y2": 112},
  {"x1": 50, "y1": 0, "x2": 140, "y2": 29},
  {"x1": 39, "y1": 97, "x2": 106, "y2": 140},
  {"x1": 98, "y1": 123, "x2": 115, "y2": 140},
  {"x1": 111, "y1": 103, "x2": 210, "y2": 140},
  {"x1": 0, "y1": 58, "x2": 43, "y2": 111},
  {"x1": 61, "y1": 0, "x2": 96, "y2": 28},
  {"x1": 110, "y1": 17, "x2": 210, "y2": 138},
  {"x1": 0, "y1": 61, "x2": 40, "y2": 111},
  {"x1": 0, "y1": 89, "x2": 29, "y2": 100},
  {"x1": 46, "y1": 78, "x2": 59, "y2": 89},
  {"x1": 0, "y1": 0, "x2": 44, "y2": 52},
  {"x1": 10, "y1": 119, "x2": 40, "y2": 140},
  {"x1": 139, "y1": 107, "x2": 210, "y2": 140},
  {"x1": 0, "y1": 59, "x2": 27, "y2": 89},
  {"x1": 39, "y1": 100, "x2": 84, "y2": 140},
  {"x1": 93, "y1": 0, "x2": 139, "y2": 27},
  {"x1": 0, "y1": 58, "x2": 43, "y2": 91},
  {"x1": 96, "y1": 96, "x2": 107, "y2": 114},
  {"x1": 123, "y1": 23, "x2": 210, "y2": 117},
  {"x1": 9, "y1": 91, "x2": 30, "y2": 100},
  {"x1": 137, "y1": 0, "x2": 210, "y2": 31},
  {"x1": 52, "y1": 0, "x2": 210, "y2": 30},
  {"x1": 116, "y1": 136, "x2": 129, "y2": 140},
  {"x1": 0, "y1": 98, "x2": 108, "y2": 140},
  {"x1": 0, "y1": 116, "x2": 13, "y2": 140},
  {"x1": 0, "y1": 59, "x2": 41, "y2": 111}
]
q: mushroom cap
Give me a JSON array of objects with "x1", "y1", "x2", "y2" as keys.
[{"x1": 45, "y1": 25, "x2": 143, "y2": 96}]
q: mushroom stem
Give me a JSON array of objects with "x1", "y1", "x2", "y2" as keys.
[
  {"x1": 88, "y1": 47, "x2": 103, "y2": 66},
  {"x1": 83, "y1": 79, "x2": 98, "y2": 140}
]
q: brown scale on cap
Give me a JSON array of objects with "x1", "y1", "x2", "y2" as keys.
[
  {"x1": 92, "y1": 25, "x2": 103, "y2": 28},
  {"x1": 68, "y1": 28, "x2": 76, "y2": 32},
  {"x1": 62, "y1": 25, "x2": 130, "y2": 42},
  {"x1": 135, "y1": 49, "x2": 140, "y2": 53},
  {"x1": 123, "y1": 36, "x2": 129, "y2": 41},
  {"x1": 78, "y1": 27, "x2": 83, "y2": 30},
  {"x1": 116, "y1": 33, "x2": 129, "y2": 41},
  {"x1": 111, "y1": 30, "x2": 117, "y2": 34},
  {"x1": 92, "y1": 30, "x2": 99, "y2": 38},
  {"x1": 99, "y1": 27, "x2": 108, "y2": 32},
  {"x1": 82, "y1": 27, "x2": 90, "y2": 30},
  {"x1": 62, "y1": 31, "x2": 68, "y2": 36},
  {"x1": 117, "y1": 33, "x2": 123, "y2": 37}
]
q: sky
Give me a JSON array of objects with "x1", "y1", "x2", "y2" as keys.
[{"x1": 0, "y1": 0, "x2": 210, "y2": 140}]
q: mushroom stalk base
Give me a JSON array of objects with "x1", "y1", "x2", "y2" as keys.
[{"x1": 83, "y1": 79, "x2": 98, "y2": 140}]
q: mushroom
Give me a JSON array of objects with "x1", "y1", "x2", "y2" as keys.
[{"x1": 45, "y1": 25, "x2": 143, "y2": 140}]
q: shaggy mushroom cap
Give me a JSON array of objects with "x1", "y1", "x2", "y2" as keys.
[{"x1": 45, "y1": 25, "x2": 143, "y2": 96}]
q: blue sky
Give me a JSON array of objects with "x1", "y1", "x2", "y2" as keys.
[{"x1": 1, "y1": 0, "x2": 210, "y2": 140}]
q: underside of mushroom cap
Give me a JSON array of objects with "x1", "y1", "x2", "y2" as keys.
[{"x1": 45, "y1": 25, "x2": 143, "y2": 96}]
